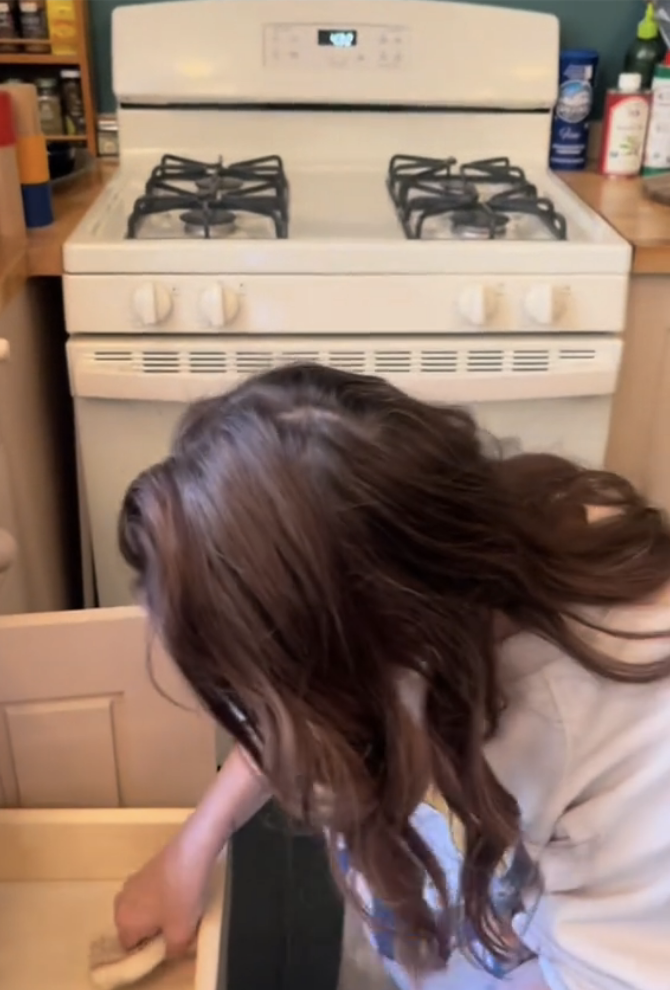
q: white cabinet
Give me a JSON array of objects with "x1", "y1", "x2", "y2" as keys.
[{"x1": 0, "y1": 606, "x2": 217, "y2": 808}]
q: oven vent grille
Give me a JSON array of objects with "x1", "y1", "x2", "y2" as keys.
[
  {"x1": 92, "y1": 349, "x2": 133, "y2": 363},
  {"x1": 234, "y1": 352, "x2": 273, "y2": 374},
  {"x1": 189, "y1": 351, "x2": 228, "y2": 373},
  {"x1": 278, "y1": 351, "x2": 320, "y2": 365},
  {"x1": 142, "y1": 351, "x2": 180, "y2": 374},
  {"x1": 467, "y1": 350, "x2": 505, "y2": 374},
  {"x1": 326, "y1": 351, "x2": 367, "y2": 373},
  {"x1": 420, "y1": 351, "x2": 459, "y2": 374},
  {"x1": 512, "y1": 350, "x2": 550, "y2": 373},
  {"x1": 373, "y1": 351, "x2": 413, "y2": 373},
  {"x1": 558, "y1": 348, "x2": 598, "y2": 362},
  {"x1": 88, "y1": 344, "x2": 605, "y2": 378}
]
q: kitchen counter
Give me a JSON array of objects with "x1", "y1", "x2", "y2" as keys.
[
  {"x1": 0, "y1": 161, "x2": 116, "y2": 312},
  {"x1": 561, "y1": 170, "x2": 670, "y2": 275},
  {"x1": 559, "y1": 172, "x2": 670, "y2": 520}
]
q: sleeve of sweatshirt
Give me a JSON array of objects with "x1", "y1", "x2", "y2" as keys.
[{"x1": 506, "y1": 607, "x2": 670, "y2": 990}]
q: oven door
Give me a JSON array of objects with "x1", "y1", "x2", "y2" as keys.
[{"x1": 67, "y1": 333, "x2": 622, "y2": 608}]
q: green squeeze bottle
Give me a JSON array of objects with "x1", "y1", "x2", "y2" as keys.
[{"x1": 625, "y1": 2, "x2": 666, "y2": 89}]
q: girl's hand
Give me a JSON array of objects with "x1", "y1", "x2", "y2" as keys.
[
  {"x1": 114, "y1": 745, "x2": 271, "y2": 956},
  {"x1": 114, "y1": 832, "x2": 211, "y2": 955}
]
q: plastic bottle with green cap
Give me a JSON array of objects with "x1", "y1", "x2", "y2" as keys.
[{"x1": 625, "y1": 2, "x2": 666, "y2": 88}]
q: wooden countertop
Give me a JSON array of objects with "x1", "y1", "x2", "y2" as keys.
[
  {"x1": 561, "y1": 171, "x2": 670, "y2": 275},
  {"x1": 0, "y1": 161, "x2": 116, "y2": 311}
]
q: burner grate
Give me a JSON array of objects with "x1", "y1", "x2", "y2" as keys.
[
  {"x1": 486, "y1": 185, "x2": 567, "y2": 241},
  {"x1": 459, "y1": 156, "x2": 527, "y2": 185},
  {"x1": 126, "y1": 154, "x2": 290, "y2": 239},
  {"x1": 387, "y1": 154, "x2": 478, "y2": 239},
  {"x1": 387, "y1": 154, "x2": 567, "y2": 242}
]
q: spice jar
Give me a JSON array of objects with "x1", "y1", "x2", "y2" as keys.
[
  {"x1": 60, "y1": 67, "x2": 85, "y2": 135},
  {"x1": 0, "y1": 0, "x2": 19, "y2": 53},
  {"x1": 36, "y1": 76, "x2": 64, "y2": 136},
  {"x1": 96, "y1": 114, "x2": 118, "y2": 157},
  {"x1": 18, "y1": 0, "x2": 48, "y2": 53}
]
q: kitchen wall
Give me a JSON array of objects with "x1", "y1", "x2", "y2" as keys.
[{"x1": 90, "y1": 0, "x2": 643, "y2": 114}]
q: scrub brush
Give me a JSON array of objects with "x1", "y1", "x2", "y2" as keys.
[{"x1": 88, "y1": 933, "x2": 167, "y2": 990}]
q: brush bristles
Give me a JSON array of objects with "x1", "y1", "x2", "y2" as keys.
[{"x1": 89, "y1": 933, "x2": 167, "y2": 989}]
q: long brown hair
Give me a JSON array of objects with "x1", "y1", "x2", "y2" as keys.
[{"x1": 119, "y1": 363, "x2": 670, "y2": 972}]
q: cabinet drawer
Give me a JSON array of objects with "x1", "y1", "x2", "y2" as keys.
[{"x1": 0, "y1": 808, "x2": 225, "y2": 990}]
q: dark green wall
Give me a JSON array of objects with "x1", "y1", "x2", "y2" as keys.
[{"x1": 90, "y1": 0, "x2": 643, "y2": 115}]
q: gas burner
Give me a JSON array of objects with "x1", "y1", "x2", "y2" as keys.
[
  {"x1": 451, "y1": 207, "x2": 509, "y2": 240},
  {"x1": 180, "y1": 207, "x2": 236, "y2": 237},
  {"x1": 195, "y1": 174, "x2": 244, "y2": 194},
  {"x1": 387, "y1": 154, "x2": 479, "y2": 239},
  {"x1": 127, "y1": 153, "x2": 290, "y2": 239},
  {"x1": 387, "y1": 153, "x2": 568, "y2": 241}
]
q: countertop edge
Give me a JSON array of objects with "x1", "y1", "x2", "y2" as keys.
[
  {"x1": 0, "y1": 161, "x2": 117, "y2": 309},
  {"x1": 559, "y1": 170, "x2": 670, "y2": 276}
]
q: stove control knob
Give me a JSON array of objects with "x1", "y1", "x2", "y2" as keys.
[
  {"x1": 524, "y1": 284, "x2": 565, "y2": 326},
  {"x1": 198, "y1": 284, "x2": 241, "y2": 329},
  {"x1": 457, "y1": 285, "x2": 496, "y2": 326},
  {"x1": 132, "y1": 282, "x2": 173, "y2": 326}
]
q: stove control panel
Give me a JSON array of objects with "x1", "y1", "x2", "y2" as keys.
[
  {"x1": 264, "y1": 23, "x2": 409, "y2": 71},
  {"x1": 64, "y1": 275, "x2": 629, "y2": 339}
]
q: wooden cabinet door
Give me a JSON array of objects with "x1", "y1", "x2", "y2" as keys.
[{"x1": 0, "y1": 606, "x2": 216, "y2": 809}]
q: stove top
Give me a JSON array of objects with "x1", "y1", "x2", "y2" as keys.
[
  {"x1": 124, "y1": 152, "x2": 568, "y2": 244},
  {"x1": 65, "y1": 147, "x2": 630, "y2": 276}
]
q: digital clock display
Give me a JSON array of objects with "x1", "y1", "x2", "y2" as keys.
[{"x1": 318, "y1": 29, "x2": 358, "y2": 48}]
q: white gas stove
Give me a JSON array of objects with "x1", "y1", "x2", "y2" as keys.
[{"x1": 64, "y1": 0, "x2": 631, "y2": 609}]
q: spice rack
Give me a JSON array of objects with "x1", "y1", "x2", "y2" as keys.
[{"x1": 0, "y1": 0, "x2": 96, "y2": 155}]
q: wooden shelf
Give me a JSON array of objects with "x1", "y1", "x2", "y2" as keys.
[
  {"x1": 45, "y1": 134, "x2": 87, "y2": 143},
  {"x1": 0, "y1": 1, "x2": 97, "y2": 156},
  {"x1": 0, "y1": 53, "x2": 80, "y2": 66}
]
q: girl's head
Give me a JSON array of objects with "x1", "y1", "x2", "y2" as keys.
[{"x1": 119, "y1": 363, "x2": 670, "y2": 971}]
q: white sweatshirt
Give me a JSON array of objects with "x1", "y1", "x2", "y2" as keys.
[
  {"x1": 346, "y1": 506, "x2": 670, "y2": 990},
  {"x1": 348, "y1": 594, "x2": 670, "y2": 990},
  {"x1": 484, "y1": 593, "x2": 670, "y2": 990}
]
